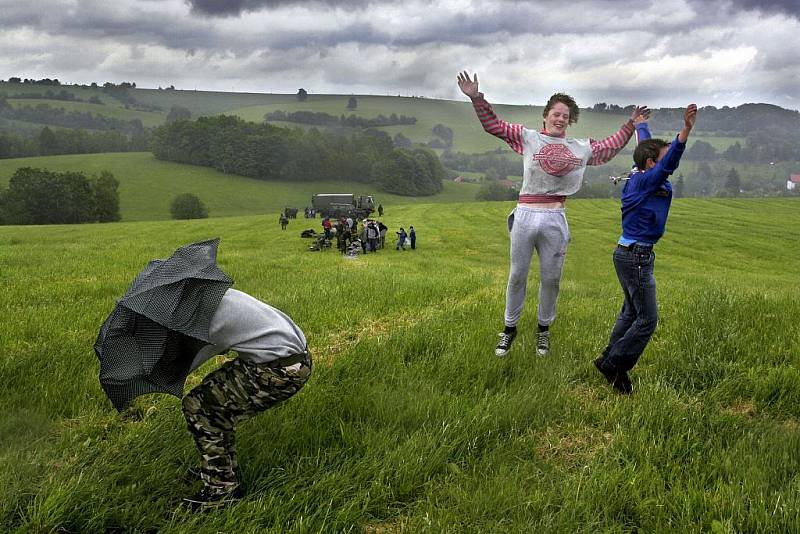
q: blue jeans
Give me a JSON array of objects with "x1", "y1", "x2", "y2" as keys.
[{"x1": 600, "y1": 244, "x2": 658, "y2": 372}]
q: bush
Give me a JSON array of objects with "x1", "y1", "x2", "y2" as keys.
[
  {"x1": 0, "y1": 167, "x2": 120, "y2": 225},
  {"x1": 476, "y1": 181, "x2": 517, "y2": 201},
  {"x1": 170, "y1": 193, "x2": 208, "y2": 220}
]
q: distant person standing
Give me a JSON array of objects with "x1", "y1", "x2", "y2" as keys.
[
  {"x1": 366, "y1": 221, "x2": 380, "y2": 252},
  {"x1": 409, "y1": 226, "x2": 416, "y2": 250},
  {"x1": 396, "y1": 227, "x2": 407, "y2": 250},
  {"x1": 322, "y1": 217, "x2": 332, "y2": 239},
  {"x1": 378, "y1": 220, "x2": 388, "y2": 249},
  {"x1": 594, "y1": 104, "x2": 698, "y2": 395},
  {"x1": 377, "y1": 204, "x2": 384, "y2": 217}
]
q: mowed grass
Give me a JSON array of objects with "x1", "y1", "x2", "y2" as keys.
[
  {"x1": 0, "y1": 153, "x2": 481, "y2": 221},
  {"x1": 1, "y1": 198, "x2": 799, "y2": 532}
]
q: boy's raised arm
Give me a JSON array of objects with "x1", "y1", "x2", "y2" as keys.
[
  {"x1": 458, "y1": 71, "x2": 524, "y2": 155},
  {"x1": 678, "y1": 104, "x2": 697, "y2": 144},
  {"x1": 640, "y1": 104, "x2": 697, "y2": 190}
]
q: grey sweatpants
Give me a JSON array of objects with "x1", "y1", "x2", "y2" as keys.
[{"x1": 504, "y1": 206, "x2": 570, "y2": 327}]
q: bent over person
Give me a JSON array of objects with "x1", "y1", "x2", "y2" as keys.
[
  {"x1": 95, "y1": 239, "x2": 312, "y2": 511},
  {"x1": 182, "y1": 288, "x2": 312, "y2": 508},
  {"x1": 458, "y1": 71, "x2": 648, "y2": 357}
]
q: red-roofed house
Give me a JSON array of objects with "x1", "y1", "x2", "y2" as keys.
[{"x1": 788, "y1": 174, "x2": 800, "y2": 191}]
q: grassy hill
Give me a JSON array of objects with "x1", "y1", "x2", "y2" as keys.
[
  {"x1": 5, "y1": 98, "x2": 166, "y2": 128},
  {"x1": 0, "y1": 152, "x2": 481, "y2": 221},
  {"x1": 1, "y1": 198, "x2": 799, "y2": 531},
  {"x1": 1, "y1": 83, "x2": 744, "y2": 154}
]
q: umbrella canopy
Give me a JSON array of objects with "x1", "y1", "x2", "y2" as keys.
[
  {"x1": 95, "y1": 238, "x2": 233, "y2": 412},
  {"x1": 119, "y1": 238, "x2": 233, "y2": 342}
]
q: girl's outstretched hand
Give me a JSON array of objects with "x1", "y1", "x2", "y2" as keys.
[{"x1": 457, "y1": 71, "x2": 480, "y2": 99}]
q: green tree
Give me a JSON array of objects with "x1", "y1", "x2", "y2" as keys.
[
  {"x1": 166, "y1": 105, "x2": 192, "y2": 123},
  {"x1": 297, "y1": 88, "x2": 308, "y2": 102},
  {"x1": 1, "y1": 167, "x2": 95, "y2": 224},
  {"x1": 38, "y1": 126, "x2": 58, "y2": 155},
  {"x1": 432, "y1": 124, "x2": 454, "y2": 147},
  {"x1": 673, "y1": 174, "x2": 685, "y2": 198},
  {"x1": 724, "y1": 167, "x2": 741, "y2": 196},
  {"x1": 476, "y1": 181, "x2": 517, "y2": 201},
  {"x1": 686, "y1": 139, "x2": 717, "y2": 160},
  {"x1": 346, "y1": 97, "x2": 357, "y2": 110},
  {"x1": 170, "y1": 193, "x2": 208, "y2": 219},
  {"x1": 91, "y1": 171, "x2": 121, "y2": 222}
]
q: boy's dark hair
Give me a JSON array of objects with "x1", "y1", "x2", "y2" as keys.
[
  {"x1": 543, "y1": 93, "x2": 580, "y2": 125},
  {"x1": 633, "y1": 138, "x2": 670, "y2": 169}
]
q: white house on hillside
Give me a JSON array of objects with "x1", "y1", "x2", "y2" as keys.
[{"x1": 788, "y1": 174, "x2": 800, "y2": 191}]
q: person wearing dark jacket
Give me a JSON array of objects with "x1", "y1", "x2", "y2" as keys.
[
  {"x1": 409, "y1": 226, "x2": 416, "y2": 250},
  {"x1": 396, "y1": 227, "x2": 407, "y2": 250},
  {"x1": 594, "y1": 104, "x2": 697, "y2": 395}
]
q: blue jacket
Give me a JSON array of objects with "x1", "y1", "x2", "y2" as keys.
[{"x1": 620, "y1": 133, "x2": 685, "y2": 244}]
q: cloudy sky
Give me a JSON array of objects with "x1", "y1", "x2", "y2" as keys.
[{"x1": 1, "y1": 0, "x2": 798, "y2": 109}]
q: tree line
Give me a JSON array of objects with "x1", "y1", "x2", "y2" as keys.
[
  {"x1": 0, "y1": 98, "x2": 145, "y2": 133},
  {"x1": 0, "y1": 167, "x2": 120, "y2": 225},
  {"x1": 0, "y1": 127, "x2": 150, "y2": 159},
  {"x1": 265, "y1": 110, "x2": 417, "y2": 128},
  {"x1": 150, "y1": 115, "x2": 444, "y2": 196},
  {"x1": 592, "y1": 102, "x2": 800, "y2": 141}
]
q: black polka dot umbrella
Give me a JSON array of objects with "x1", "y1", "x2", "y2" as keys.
[{"x1": 95, "y1": 239, "x2": 233, "y2": 412}]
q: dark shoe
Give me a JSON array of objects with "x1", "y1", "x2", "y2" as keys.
[
  {"x1": 593, "y1": 357, "x2": 614, "y2": 384},
  {"x1": 536, "y1": 330, "x2": 550, "y2": 356},
  {"x1": 593, "y1": 358, "x2": 633, "y2": 395},
  {"x1": 612, "y1": 371, "x2": 633, "y2": 395},
  {"x1": 495, "y1": 330, "x2": 517, "y2": 357},
  {"x1": 182, "y1": 485, "x2": 243, "y2": 511}
]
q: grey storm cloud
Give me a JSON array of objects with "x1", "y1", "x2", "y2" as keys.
[
  {"x1": 186, "y1": 0, "x2": 800, "y2": 19},
  {"x1": 186, "y1": 0, "x2": 377, "y2": 16},
  {"x1": 726, "y1": 0, "x2": 800, "y2": 15}
]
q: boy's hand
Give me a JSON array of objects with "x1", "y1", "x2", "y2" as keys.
[
  {"x1": 678, "y1": 104, "x2": 697, "y2": 143},
  {"x1": 457, "y1": 71, "x2": 480, "y2": 99},
  {"x1": 630, "y1": 105, "x2": 650, "y2": 123},
  {"x1": 684, "y1": 104, "x2": 698, "y2": 130}
]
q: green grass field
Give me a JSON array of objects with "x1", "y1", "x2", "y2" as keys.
[
  {"x1": 1, "y1": 198, "x2": 798, "y2": 532},
  {"x1": 0, "y1": 153, "x2": 481, "y2": 221}
]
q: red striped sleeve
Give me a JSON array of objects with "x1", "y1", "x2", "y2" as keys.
[
  {"x1": 471, "y1": 96, "x2": 524, "y2": 155},
  {"x1": 587, "y1": 121, "x2": 635, "y2": 166}
]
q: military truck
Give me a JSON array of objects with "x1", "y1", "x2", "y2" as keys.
[{"x1": 311, "y1": 194, "x2": 375, "y2": 219}]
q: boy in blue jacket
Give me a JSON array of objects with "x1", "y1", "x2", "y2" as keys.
[{"x1": 595, "y1": 104, "x2": 698, "y2": 394}]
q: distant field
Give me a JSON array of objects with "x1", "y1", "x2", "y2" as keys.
[
  {"x1": 1, "y1": 199, "x2": 798, "y2": 531},
  {"x1": 1, "y1": 83, "x2": 744, "y2": 155},
  {"x1": 230, "y1": 95, "x2": 655, "y2": 154},
  {"x1": 0, "y1": 152, "x2": 481, "y2": 221},
  {"x1": 6, "y1": 98, "x2": 166, "y2": 127}
]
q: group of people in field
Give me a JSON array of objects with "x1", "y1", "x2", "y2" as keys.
[
  {"x1": 314, "y1": 215, "x2": 417, "y2": 255},
  {"x1": 107, "y1": 69, "x2": 697, "y2": 511}
]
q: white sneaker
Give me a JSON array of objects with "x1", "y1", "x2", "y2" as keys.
[
  {"x1": 495, "y1": 331, "x2": 516, "y2": 357},
  {"x1": 536, "y1": 331, "x2": 550, "y2": 356}
]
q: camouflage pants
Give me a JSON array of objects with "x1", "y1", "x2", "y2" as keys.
[{"x1": 182, "y1": 352, "x2": 312, "y2": 495}]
